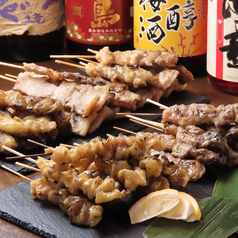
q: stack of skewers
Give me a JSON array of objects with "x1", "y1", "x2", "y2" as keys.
[
  {"x1": 2, "y1": 47, "x2": 238, "y2": 230},
  {"x1": 0, "y1": 47, "x2": 193, "y2": 154}
]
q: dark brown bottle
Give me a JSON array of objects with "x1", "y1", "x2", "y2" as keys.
[
  {"x1": 0, "y1": 28, "x2": 65, "y2": 62},
  {"x1": 178, "y1": 54, "x2": 206, "y2": 77},
  {"x1": 0, "y1": 0, "x2": 65, "y2": 62},
  {"x1": 65, "y1": 0, "x2": 133, "y2": 55}
]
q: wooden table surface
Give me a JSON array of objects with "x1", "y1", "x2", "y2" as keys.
[{"x1": 0, "y1": 59, "x2": 238, "y2": 238}]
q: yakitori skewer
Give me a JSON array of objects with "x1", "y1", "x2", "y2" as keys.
[{"x1": 1, "y1": 165, "x2": 32, "y2": 182}]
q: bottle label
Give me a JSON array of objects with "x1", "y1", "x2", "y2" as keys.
[
  {"x1": 65, "y1": 0, "x2": 133, "y2": 45},
  {"x1": 207, "y1": 0, "x2": 238, "y2": 83},
  {"x1": 134, "y1": 0, "x2": 207, "y2": 57},
  {"x1": 0, "y1": 0, "x2": 65, "y2": 36}
]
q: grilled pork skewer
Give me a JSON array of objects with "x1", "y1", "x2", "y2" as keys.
[
  {"x1": 89, "y1": 46, "x2": 179, "y2": 67},
  {"x1": 161, "y1": 103, "x2": 238, "y2": 127},
  {"x1": 85, "y1": 62, "x2": 181, "y2": 89}
]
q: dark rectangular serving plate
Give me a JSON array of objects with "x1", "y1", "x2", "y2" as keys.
[{"x1": 0, "y1": 90, "x2": 212, "y2": 238}]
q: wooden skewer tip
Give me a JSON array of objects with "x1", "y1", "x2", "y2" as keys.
[{"x1": 1, "y1": 165, "x2": 32, "y2": 182}]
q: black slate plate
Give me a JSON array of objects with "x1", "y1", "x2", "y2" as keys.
[
  {"x1": 0, "y1": 90, "x2": 211, "y2": 238},
  {"x1": 0, "y1": 176, "x2": 149, "y2": 238},
  {"x1": 0, "y1": 170, "x2": 217, "y2": 238}
]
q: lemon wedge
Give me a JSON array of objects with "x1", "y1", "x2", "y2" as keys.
[
  {"x1": 158, "y1": 192, "x2": 195, "y2": 220},
  {"x1": 179, "y1": 192, "x2": 202, "y2": 222},
  {"x1": 128, "y1": 189, "x2": 180, "y2": 224}
]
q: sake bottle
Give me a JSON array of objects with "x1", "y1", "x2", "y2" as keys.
[
  {"x1": 0, "y1": 0, "x2": 65, "y2": 62},
  {"x1": 134, "y1": 0, "x2": 207, "y2": 76},
  {"x1": 207, "y1": 0, "x2": 238, "y2": 95},
  {"x1": 65, "y1": 0, "x2": 134, "y2": 55}
]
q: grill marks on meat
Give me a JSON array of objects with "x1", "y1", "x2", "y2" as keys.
[
  {"x1": 23, "y1": 63, "x2": 128, "y2": 93},
  {"x1": 0, "y1": 110, "x2": 57, "y2": 137},
  {"x1": 0, "y1": 131, "x2": 18, "y2": 153},
  {"x1": 162, "y1": 103, "x2": 238, "y2": 127},
  {"x1": 86, "y1": 63, "x2": 168, "y2": 88},
  {"x1": 32, "y1": 134, "x2": 205, "y2": 225},
  {"x1": 85, "y1": 63, "x2": 192, "y2": 91},
  {"x1": 0, "y1": 109, "x2": 58, "y2": 152},
  {"x1": 0, "y1": 90, "x2": 63, "y2": 114},
  {"x1": 12, "y1": 57, "x2": 192, "y2": 139},
  {"x1": 162, "y1": 103, "x2": 238, "y2": 167},
  {"x1": 94, "y1": 46, "x2": 179, "y2": 67},
  {"x1": 44, "y1": 132, "x2": 205, "y2": 188},
  {"x1": 12, "y1": 72, "x2": 116, "y2": 137},
  {"x1": 30, "y1": 176, "x2": 103, "y2": 227},
  {"x1": 13, "y1": 73, "x2": 110, "y2": 118}
]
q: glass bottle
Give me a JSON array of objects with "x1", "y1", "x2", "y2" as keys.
[
  {"x1": 133, "y1": 0, "x2": 207, "y2": 76},
  {"x1": 0, "y1": 0, "x2": 65, "y2": 62},
  {"x1": 207, "y1": 0, "x2": 238, "y2": 95},
  {"x1": 65, "y1": 0, "x2": 134, "y2": 55}
]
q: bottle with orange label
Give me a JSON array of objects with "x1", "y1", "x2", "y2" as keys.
[
  {"x1": 134, "y1": 0, "x2": 207, "y2": 76},
  {"x1": 207, "y1": 0, "x2": 238, "y2": 95},
  {"x1": 65, "y1": 0, "x2": 134, "y2": 55}
]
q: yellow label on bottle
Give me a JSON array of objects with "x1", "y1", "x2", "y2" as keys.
[{"x1": 134, "y1": 0, "x2": 207, "y2": 57}]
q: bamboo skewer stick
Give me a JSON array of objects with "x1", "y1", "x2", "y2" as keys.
[
  {"x1": 116, "y1": 112, "x2": 162, "y2": 116},
  {"x1": 55, "y1": 59, "x2": 85, "y2": 70},
  {"x1": 60, "y1": 143, "x2": 75, "y2": 148},
  {"x1": 129, "y1": 118, "x2": 163, "y2": 132},
  {"x1": 6, "y1": 152, "x2": 48, "y2": 160},
  {"x1": 50, "y1": 55, "x2": 95, "y2": 59},
  {"x1": 79, "y1": 61, "x2": 87, "y2": 67},
  {"x1": 27, "y1": 139, "x2": 49, "y2": 148},
  {"x1": 106, "y1": 133, "x2": 114, "y2": 137},
  {"x1": 0, "y1": 74, "x2": 17, "y2": 83},
  {"x1": 146, "y1": 98, "x2": 168, "y2": 109},
  {"x1": 0, "y1": 61, "x2": 24, "y2": 70},
  {"x1": 125, "y1": 115, "x2": 164, "y2": 129},
  {"x1": 2, "y1": 145, "x2": 38, "y2": 164},
  {"x1": 73, "y1": 142, "x2": 80, "y2": 146},
  {"x1": 113, "y1": 126, "x2": 136, "y2": 135},
  {"x1": 5, "y1": 73, "x2": 18, "y2": 79},
  {"x1": 87, "y1": 48, "x2": 98, "y2": 54},
  {"x1": 1, "y1": 165, "x2": 32, "y2": 182},
  {"x1": 15, "y1": 162, "x2": 40, "y2": 172},
  {"x1": 78, "y1": 58, "x2": 96, "y2": 64}
]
